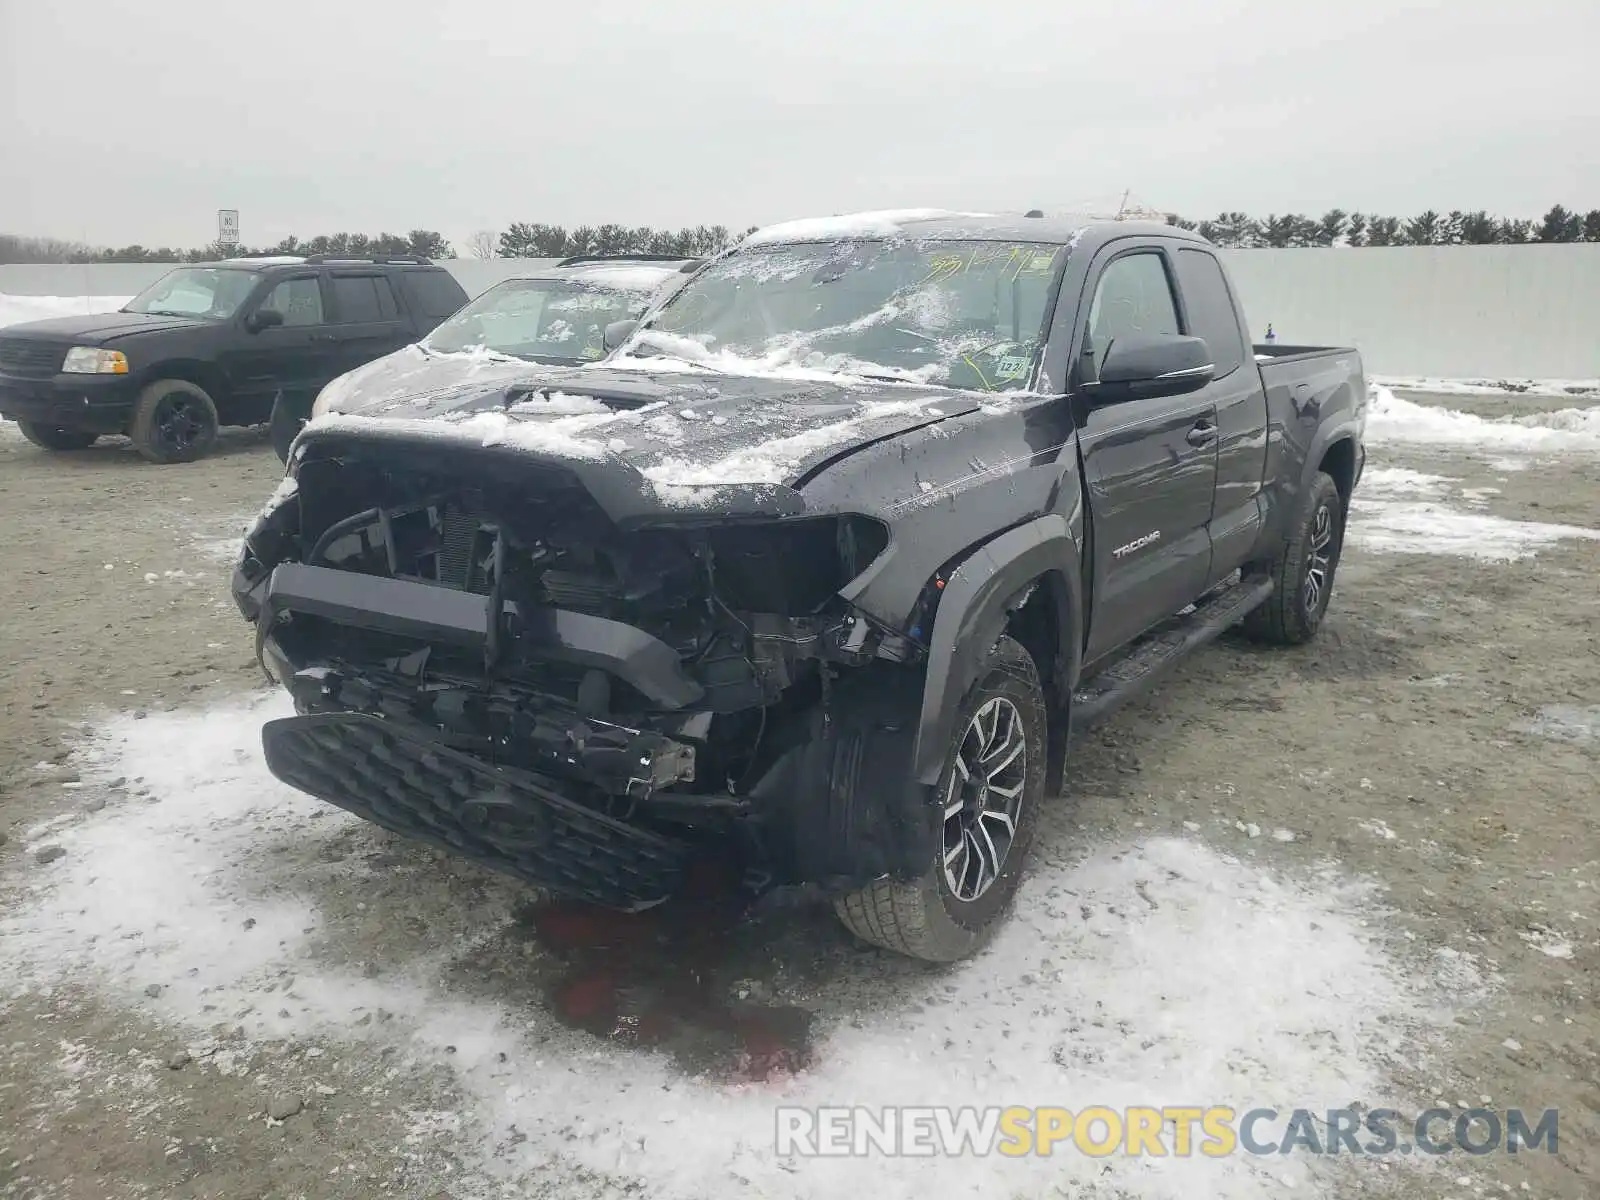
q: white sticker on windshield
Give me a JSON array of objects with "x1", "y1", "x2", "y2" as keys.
[{"x1": 995, "y1": 355, "x2": 1030, "y2": 380}]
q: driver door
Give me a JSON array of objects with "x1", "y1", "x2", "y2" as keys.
[
  {"x1": 1074, "y1": 245, "x2": 1219, "y2": 662},
  {"x1": 223, "y1": 272, "x2": 338, "y2": 404}
]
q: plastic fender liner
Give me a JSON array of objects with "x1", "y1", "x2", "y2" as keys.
[
  {"x1": 746, "y1": 664, "x2": 934, "y2": 885},
  {"x1": 909, "y1": 514, "x2": 1083, "y2": 786}
]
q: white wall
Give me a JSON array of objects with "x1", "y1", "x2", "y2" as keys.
[{"x1": 5, "y1": 247, "x2": 1599, "y2": 379}]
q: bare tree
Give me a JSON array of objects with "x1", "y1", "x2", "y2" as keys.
[{"x1": 468, "y1": 230, "x2": 499, "y2": 260}]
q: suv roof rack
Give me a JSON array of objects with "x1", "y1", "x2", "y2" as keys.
[
  {"x1": 302, "y1": 253, "x2": 433, "y2": 265},
  {"x1": 554, "y1": 253, "x2": 692, "y2": 267}
]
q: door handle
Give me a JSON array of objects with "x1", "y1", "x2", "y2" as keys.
[{"x1": 1186, "y1": 421, "x2": 1218, "y2": 446}]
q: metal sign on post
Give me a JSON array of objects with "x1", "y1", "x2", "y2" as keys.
[{"x1": 218, "y1": 209, "x2": 240, "y2": 247}]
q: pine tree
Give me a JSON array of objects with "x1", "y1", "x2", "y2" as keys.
[
  {"x1": 1366, "y1": 217, "x2": 1402, "y2": 246},
  {"x1": 1440, "y1": 211, "x2": 1465, "y2": 245},
  {"x1": 1584, "y1": 211, "x2": 1600, "y2": 242},
  {"x1": 1536, "y1": 204, "x2": 1581, "y2": 242},
  {"x1": 1458, "y1": 212, "x2": 1497, "y2": 244},
  {"x1": 1315, "y1": 209, "x2": 1348, "y2": 246},
  {"x1": 1345, "y1": 213, "x2": 1368, "y2": 247},
  {"x1": 1405, "y1": 211, "x2": 1442, "y2": 246},
  {"x1": 566, "y1": 226, "x2": 598, "y2": 255},
  {"x1": 1495, "y1": 218, "x2": 1532, "y2": 244}
]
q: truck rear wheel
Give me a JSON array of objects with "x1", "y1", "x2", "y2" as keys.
[
  {"x1": 1243, "y1": 470, "x2": 1345, "y2": 645},
  {"x1": 17, "y1": 421, "x2": 99, "y2": 451},
  {"x1": 129, "y1": 379, "x2": 219, "y2": 464},
  {"x1": 834, "y1": 635, "x2": 1046, "y2": 962}
]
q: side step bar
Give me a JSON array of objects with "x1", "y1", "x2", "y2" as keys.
[{"x1": 1069, "y1": 576, "x2": 1272, "y2": 734}]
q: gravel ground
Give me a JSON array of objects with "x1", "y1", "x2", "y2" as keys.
[{"x1": 1, "y1": 394, "x2": 1597, "y2": 1200}]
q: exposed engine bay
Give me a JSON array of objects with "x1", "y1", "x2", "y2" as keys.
[{"x1": 235, "y1": 442, "x2": 937, "y2": 909}]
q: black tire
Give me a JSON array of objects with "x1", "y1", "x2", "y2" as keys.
[
  {"x1": 269, "y1": 390, "x2": 313, "y2": 463},
  {"x1": 16, "y1": 420, "x2": 99, "y2": 451},
  {"x1": 834, "y1": 635, "x2": 1047, "y2": 962},
  {"x1": 128, "y1": 379, "x2": 219, "y2": 464},
  {"x1": 1243, "y1": 470, "x2": 1346, "y2": 645}
]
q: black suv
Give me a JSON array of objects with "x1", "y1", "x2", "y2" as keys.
[{"x1": 0, "y1": 255, "x2": 467, "y2": 463}]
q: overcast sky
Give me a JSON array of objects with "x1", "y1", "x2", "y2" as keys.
[{"x1": 2, "y1": 0, "x2": 1595, "y2": 251}]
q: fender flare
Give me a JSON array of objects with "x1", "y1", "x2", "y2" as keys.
[
  {"x1": 909, "y1": 513, "x2": 1083, "y2": 786},
  {"x1": 1301, "y1": 419, "x2": 1362, "y2": 494}
]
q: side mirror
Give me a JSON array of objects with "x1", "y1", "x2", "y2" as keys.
[
  {"x1": 603, "y1": 319, "x2": 638, "y2": 353},
  {"x1": 247, "y1": 308, "x2": 285, "y2": 333},
  {"x1": 1084, "y1": 334, "x2": 1214, "y2": 404}
]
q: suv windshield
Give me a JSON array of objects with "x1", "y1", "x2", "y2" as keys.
[
  {"x1": 423, "y1": 277, "x2": 659, "y2": 363},
  {"x1": 630, "y1": 239, "x2": 1066, "y2": 390},
  {"x1": 124, "y1": 267, "x2": 259, "y2": 320}
]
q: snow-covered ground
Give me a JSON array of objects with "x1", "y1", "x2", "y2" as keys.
[
  {"x1": 0, "y1": 292, "x2": 131, "y2": 328},
  {"x1": 1375, "y1": 375, "x2": 1599, "y2": 399},
  {"x1": 1366, "y1": 384, "x2": 1600, "y2": 453},
  {"x1": 2, "y1": 696, "x2": 1477, "y2": 1199}
]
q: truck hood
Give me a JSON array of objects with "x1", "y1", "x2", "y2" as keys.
[
  {"x1": 298, "y1": 363, "x2": 979, "y2": 521},
  {"x1": 0, "y1": 311, "x2": 211, "y2": 344}
]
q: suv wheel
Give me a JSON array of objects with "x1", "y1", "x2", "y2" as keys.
[
  {"x1": 834, "y1": 635, "x2": 1046, "y2": 962},
  {"x1": 1243, "y1": 470, "x2": 1346, "y2": 644},
  {"x1": 16, "y1": 421, "x2": 99, "y2": 451},
  {"x1": 129, "y1": 379, "x2": 220, "y2": 464}
]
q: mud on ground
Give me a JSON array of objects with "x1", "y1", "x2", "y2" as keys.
[{"x1": 0, "y1": 401, "x2": 1596, "y2": 1199}]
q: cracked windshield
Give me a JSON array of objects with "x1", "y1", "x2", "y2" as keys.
[
  {"x1": 637, "y1": 239, "x2": 1065, "y2": 390},
  {"x1": 423, "y1": 277, "x2": 651, "y2": 363}
]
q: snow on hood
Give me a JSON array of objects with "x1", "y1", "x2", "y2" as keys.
[
  {"x1": 301, "y1": 368, "x2": 977, "y2": 490},
  {"x1": 741, "y1": 209, "x2": 993, "y2": 246},
  {"x1": 312, "y1": 343, "x2": 553, "y2": 419}
]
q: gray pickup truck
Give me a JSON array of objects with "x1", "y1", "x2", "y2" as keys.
[{"x1": 232, "y1": 212, "x2": 1366, "y2": 961}]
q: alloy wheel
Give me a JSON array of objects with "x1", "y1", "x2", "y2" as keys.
[{"x1": 941, "y1": 696, "x2": 1028, "y2": 902}]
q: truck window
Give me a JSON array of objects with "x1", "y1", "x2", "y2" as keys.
[
  {"x1": 331, "y1": 275, "x2": 398, "y2": 323},
  {"x1": 401, "y1": 271, "x2": 468, "y2": 320},
  {"x1": 260, "y1": 276, "x2": 324, "y2": 326},
  {"x1": 1174, "y1": 249, "x2": 1245, "y2": 377},
  {"x1": 1086, "y1": 252, "x2": 1180, "y2": 367}
]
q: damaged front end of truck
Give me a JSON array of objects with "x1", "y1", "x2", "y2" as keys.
[{"x1": 232, "y1": 425, "x2": 946, "y2": 910}]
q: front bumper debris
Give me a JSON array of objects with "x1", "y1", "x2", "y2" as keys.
[{"x1": 262, "y1": 712, "x2": 693, "y2": 909}]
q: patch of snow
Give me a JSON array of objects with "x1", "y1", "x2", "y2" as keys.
[
  {"x1": 564, "y1": 265, "x2": 682, "y2": 293},
  {"x1": 0, "y1": 293, "x2": 132, "y2": 329},
  {"x1": 1374, "y1": 376, "x2": 1599, "y2": 399},
  {"x1": 257, "y1": 475, "x2": 299, "y2": 521},
  {"x1": 505, "y1": 391, "x2": 613, "y2": 417},
  {"x1": 306, "y1": 409, "x2": 609, "y2": 462},
  {"x1": 1366, "y1": 385, "x2": 1600, "y2": 453},
  {"x1": 742, "y1": 209, "x2": 990, "y2": 247},
  {"x1": 642, "y1": 397, "x2": 945, "y2": 486},
  {"x1": 1516, "y1": 705, "x2": 1599, "y2": 746},
  {"x1": 1350, "y1": 467, "x2": 1600, "y2": 561},
  {"x1": 0, "y1": 700, "x2": 1469, "y2": 1200}
]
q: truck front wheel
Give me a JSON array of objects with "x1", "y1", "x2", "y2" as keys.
[
  {"x1": 1243, "y1": 469, "x2": 1346, "y2": 644},
  {"x1": 129, "y1": 379, "x2": 220, "y2": 464},
  {"x1": 834, "y1": 635, "x2": 1046, "y2": 962}
]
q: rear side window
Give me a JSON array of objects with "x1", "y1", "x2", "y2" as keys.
[
  {"x1": 400, "y1": 270, "x2": 469, "y2": 320},
  {"x1": 331, "y1": 275, "x2": 399, "y2": 323},
  {"x1": 1086, "y1": 252, "x2": 1180, "y2": 367},
  {"x1": 1174, "y1": 249, "x2": 1246, "y2": 377}
]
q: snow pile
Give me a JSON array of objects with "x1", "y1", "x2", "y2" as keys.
[
  {"x1": 0, "y1": 292, "x2": 132, "y2": 329},
  {"x1": 1350, "y1": 466, "x2": 1600, "y2": 560},
  {"x1": 742, "y1": 209, "x2": 990, "y2": 247},
  {"x1": 1374, "y1": 376, "x2": 1598, "y2": 399},
  {"x1": 1366, "y1": 385, "x2": 1600, "y2": 452},
  {"x1": 0, "y1": 698, "x2": 1473, "y2": 1199}
]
